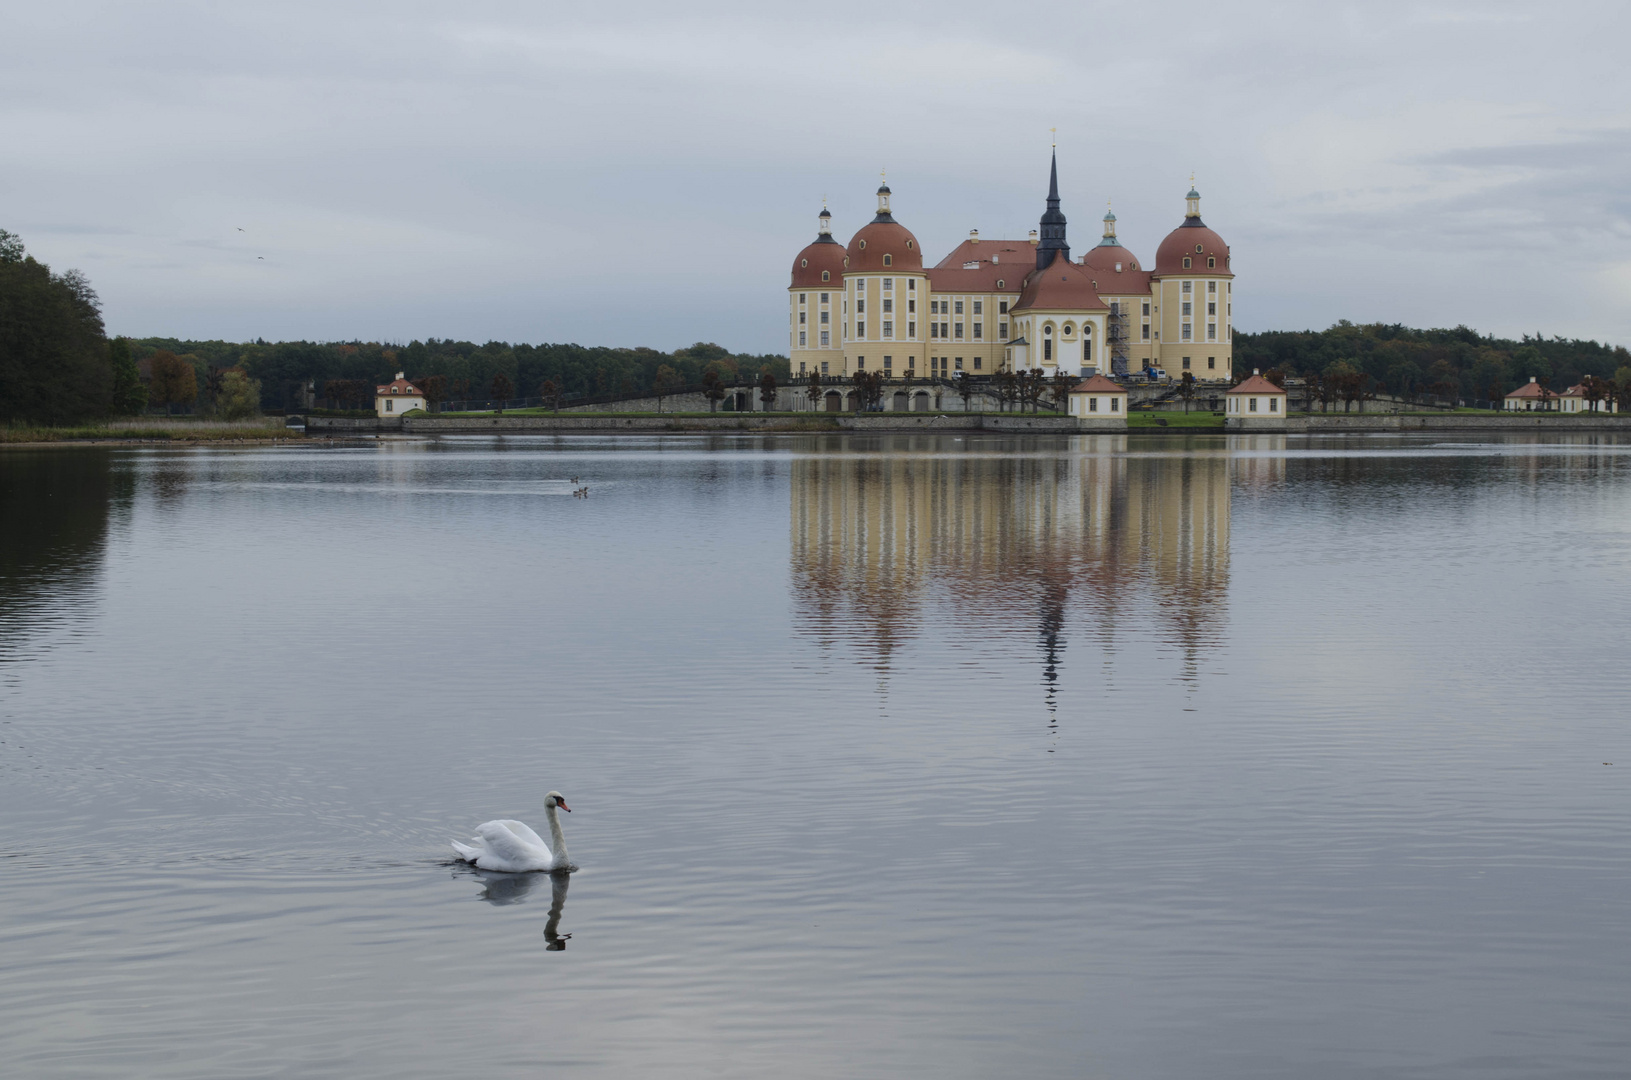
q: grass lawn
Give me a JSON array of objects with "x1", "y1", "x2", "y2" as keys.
[
  {"x1": 2, "y1": 418, "x2": 303, "y2": 444},
  {"x1": 1127, "y1": 412, "x2": 1226, "y2": 429}
]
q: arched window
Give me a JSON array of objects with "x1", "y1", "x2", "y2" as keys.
[
  {"x1": 883, "y1": 254, "x2": 892, "y2": 266},
  {"x1": 821, "y1": 271, "x2": 830, "y2": 281},
  {"x1": 1183, "y1": 257, "x2": 1192, "y2": 269},
  {"x1": 1207, "y1": 256, "x2": 1215, "y2": 268},
  {"x1": 996, "y1": 279, "x2": 1004, "y2": 289}
]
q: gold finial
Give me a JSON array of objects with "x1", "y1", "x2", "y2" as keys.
[
  {"x1": 880, "y1": 168, "x2": 887, "y2": 184},
  {"x1": 1050, "y1": 126, "x2": 1057, "y2": 147},
  {"x1": 1190, "y1": 171, "x2": 1196, "y2": 185},
  {"x1": 822, "y1": 193, "x2": 828, "y2": 209}
]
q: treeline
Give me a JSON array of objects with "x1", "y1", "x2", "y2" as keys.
[
  {"x1": 1235, "y1": 321, "x2": 1631, "y2": 402},
  {"x1": 129, "y1": 337, "x2": 791, "y2": 412},
  {"x1": 0, "y1": 229, "x2": 144, "y2": 424}
]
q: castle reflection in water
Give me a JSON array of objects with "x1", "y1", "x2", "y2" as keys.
[{"x1": 790, "y1": 435, "x2": 1286, "y2": 694}]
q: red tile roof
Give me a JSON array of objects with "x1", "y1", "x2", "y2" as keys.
[
  {"x1": 1012, "y1": 250, "x2": 1108, "y2": 313},
  {"x1": 1081, "y1": 246, "x2": 1152, "y2": 294},
  {"x1": 1226, "y1": 374, "x2": 1284, "y2": 395},
  {"x1": 1154, "y1": 222, "x2": 1232, "y2": 277},
  {"x1": 376, "y1": 377, "x2": 424, "y2": 396},
  {"x1": 928, "y1": 239, "x2": 1032, "y2": 292},
  {"x1": 1071, "y1": 374, "x2": 1125, "y2": 394},
  {"x1": 1505, "y1": 381, "x2": 1553, "y2": 399},
  {"x1": 792, "y1": 237, "x2": 846, "y2": 287},
  {"x1": 844, "y1": 220, "x2": 924, "y2": 273}
]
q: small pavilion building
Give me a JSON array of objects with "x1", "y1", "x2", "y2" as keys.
[
  {"x1": 1225, "y1": 369, "x2": 1287, "y2": 429},
  {"x1": 1552, "y1": 382, "x2": 1617, "y2": 413},
  {"x1": 1068, "y1": 374, "x2": 1128, "y2": 428},
  {"x1": 1504, "y1": 377, "x2": 1555, "y2": 411},
  {"x1": 375, "y1": 372, "x2": 426, "y2": 417}
]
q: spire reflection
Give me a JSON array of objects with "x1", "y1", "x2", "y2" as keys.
[{"x1": 789, "y1": 436, "x2": 1237, "y2": 699}]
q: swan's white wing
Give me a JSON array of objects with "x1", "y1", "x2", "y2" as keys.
[
  {"x1": 495, "y1": 819, "x2": 548, "y2": 851},
  {"x1": 474, "y1": 820, "x2": 552, "y2": 871},
  {"x1": 451, "y1": 839, "x2": 484, "y2": 862}
]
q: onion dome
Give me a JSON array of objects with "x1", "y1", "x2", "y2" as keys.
[
  {"x1": 791, "y1": 206, "x2": 845, "y2": 287},
  {"x1": 1012, "y1": 248, "x2": 1107, "y2": 312},
  {"x1": 844, "y1": 181, "x2": 923, "y2": 273},
  {"x1": 1082, "y1": 244, "x2": 1140, "y2": 274},
  {"x1": 1154, "y1": 183, "x2": 1231, "y2": 276}
]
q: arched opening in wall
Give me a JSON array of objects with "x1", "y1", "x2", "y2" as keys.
[
  {"x1": 824, "y1": 390, "x2": 843, "y2": 412},
  {"x1": 892, "y1": 391, "x2": 908, "y2": 411},
  {"x1": 733, "y1": 392, "x2": 748, "y2": 411},
  {"x1": 912, "y1": 391, "x2": 930, "y2": 412},
  {"x1": 845, "y1": 391, "x2": 859, "y2": 411}
]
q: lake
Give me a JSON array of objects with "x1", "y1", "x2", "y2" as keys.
[{"x1": 2, "y1": 432, "x2": 1629, "y2": 1079}]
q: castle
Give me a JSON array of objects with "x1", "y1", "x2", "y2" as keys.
[{"x1": 788, "y1": 154, "x2": 1234, "y2": 383}]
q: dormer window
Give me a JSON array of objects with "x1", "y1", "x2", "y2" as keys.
[
  {"x1": 1207, "y1": 256, "x2": 1215, "y2": 268},
  {"x1": 858, "y1": 240, "x2": 866, "y2": 249},
  {"x1": 1183, "y1": 257, "x2": 1192, "y2": 269},
  {"x1": 801, "y1": 259, "x2": 808, "y2": 268},
  {"x1": 1195, "y1": 244, "x2": 1203, "y2": 253},
  {"x1": 882, "y1": 254, "x2": 892, "y2": 266},
  {"x1": 822, "y1": 271, "x2": 830, "y2": 281}
]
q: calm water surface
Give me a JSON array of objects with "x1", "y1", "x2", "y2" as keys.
[{"x1": 2, "y1": 432, "x2": 1629, "y2": 1078}]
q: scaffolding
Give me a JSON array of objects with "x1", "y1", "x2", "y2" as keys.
[{"x1": 1107, "y1": 304, "x2": 1132, "y2": 376}]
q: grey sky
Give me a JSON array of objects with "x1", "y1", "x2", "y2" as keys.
[{"x1": 4, "y1": 1, "x2": 1628, "y2": 353}]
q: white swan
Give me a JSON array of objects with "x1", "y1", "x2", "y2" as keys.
[{"x1": 452, "y1": 791, "x2": 574, "y2": 873}]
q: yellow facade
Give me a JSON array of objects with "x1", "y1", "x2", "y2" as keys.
[
  {"x1": 788, "y1": 440, "x2": 1233, "y2": 671},
  {"x1": 790, "y1": 168, "x2": 1236, "y2": 383}
]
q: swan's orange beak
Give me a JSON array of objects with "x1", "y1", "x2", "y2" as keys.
[{"x1": 557, "y1": 800, "x2": 571, "y2": 812}]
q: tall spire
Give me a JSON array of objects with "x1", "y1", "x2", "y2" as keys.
[{"x1": 1036, "y1": 148, "x2": 1069, "y2": 271}]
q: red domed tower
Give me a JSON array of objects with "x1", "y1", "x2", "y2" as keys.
[
  {"x1": 1150, "y1": 182, "x2": 1234, "y2": 381},
  {"x1": 841, "y1": 180, "x2": 927, "y2": 378},
  {"x1": 788, "y1": 206, "x2": 847, "y2": 378}
]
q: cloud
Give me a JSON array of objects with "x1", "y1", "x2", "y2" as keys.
[{"x1": 2, "y1": 0, "x2": 1629, "y2": 348}]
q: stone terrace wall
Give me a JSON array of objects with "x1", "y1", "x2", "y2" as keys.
[{"x1": 1227, "y1": 414, "x2": 1631, "y2": 433}]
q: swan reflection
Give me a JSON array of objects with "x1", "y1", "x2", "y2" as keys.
[{"x1": 470, "y1": 870, "x2": 573, "y2": 949}]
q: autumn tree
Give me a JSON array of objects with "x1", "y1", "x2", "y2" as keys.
[
  {"x1": 653, "y1": 364, "x2": 681, "y2": 412},
  {"x1": 148, "y1": 351, "x2": 198, "y2": 414},
  {"x1": 1051, "y1": 369, "x2": 1076, "y2": 412},
  {"x1": 758, "y1": 367, "x2": 778, "y2": 411},
  {"x1": 216, "y1": 369, "x2": 262, "y2": 419},
  {"x1": 1179, "y1": 370, "x2": 1196, "y2": 413},
  {"x1": 416, "y1": 374, "x2": 447, "y2": 411},
  {"x1": 538, "y1": 378, "x2": 562, "y2": 413},
  {"x1": 701, "y1": 368, "x2": 725, "y2": 412}
]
